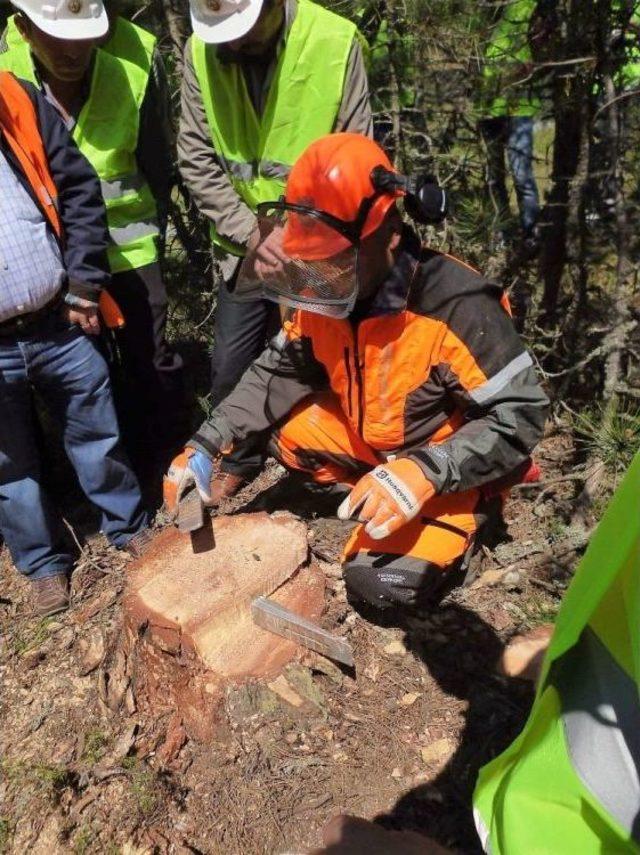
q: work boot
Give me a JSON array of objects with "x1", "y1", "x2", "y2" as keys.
[
  {"x1": 31, "y1": 574, "x2": 70, "y2": 617},
  {"x1": 208, "y1": 471, "x2": 247, "y2": 506},
  {"x1": 122, "y1": 527, "x2": 156, "y2": 559}
]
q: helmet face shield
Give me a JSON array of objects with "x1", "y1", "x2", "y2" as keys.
[{"x1": 235, "y1": 204, "x2": 359, "y2": 319}]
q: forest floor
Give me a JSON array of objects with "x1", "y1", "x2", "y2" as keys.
[{"x1": 0, "y1": 422, "x2": 598, "y2": 855}]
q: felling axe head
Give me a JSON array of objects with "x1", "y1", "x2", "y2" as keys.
[{"x1": 177, "y1": 486, "x2": 205, "y2": 534}]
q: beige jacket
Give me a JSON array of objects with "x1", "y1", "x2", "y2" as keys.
[{"x1": 177, "y1": 0, "x2": 373, "y2": 280}]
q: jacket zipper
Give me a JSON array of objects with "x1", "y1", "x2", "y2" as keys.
[
  {"x1": 343, "y1": 346, "x2": 353, "y2": 417},
  {"x1": 353, "y1": 332, "x2": 364, "y2": 436}
]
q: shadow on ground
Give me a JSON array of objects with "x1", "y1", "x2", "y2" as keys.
[{"x1": 331, "y1": 600, "x2": 534, "y2": 853}]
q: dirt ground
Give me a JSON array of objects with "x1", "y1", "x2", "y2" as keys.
[{"x1": 0, "y1": 425, "x2": 590, "y2": 855}]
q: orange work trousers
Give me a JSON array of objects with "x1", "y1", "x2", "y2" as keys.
[{"x1": 272, "y1": 393, "x2": 496, "y2": 609}]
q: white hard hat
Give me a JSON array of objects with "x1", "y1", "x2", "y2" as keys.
[
  {"x1": 12, "y1": 0, "x2": 109, "y2": 40},
  {"x1": 189, "y1": 0, "x2": 264, "y2": 44}
]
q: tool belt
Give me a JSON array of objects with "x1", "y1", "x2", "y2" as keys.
[{"x1": 0, "y1": 292, "x2": 64, "y2": 338}]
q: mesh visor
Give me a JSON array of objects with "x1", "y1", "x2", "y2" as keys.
[{"x1": 235, "y1": 207, "x2": 358, "y2": 319}]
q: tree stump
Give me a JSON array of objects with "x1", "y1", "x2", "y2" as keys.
[{"x1": 121, "y1": 512, "x2": 325, "y2": 741}]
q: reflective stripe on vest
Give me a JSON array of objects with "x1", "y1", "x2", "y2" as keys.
[
  {"x1": 553, "y1": 627, "x2": 640, "y2": 842},
  {"x1": 223, "y1": 158, "x2": 291, "y2": 184},
  {"x1": 472, "y1": 809, "x2": 492, "y2": 854},
  {"x1": 0, "y1": 23, "x2": 159, "y2": 273},
  {"x1": 110, "y1": 218, "x2": 160, "y2": 245},
  {"x1": 100, "y1": 173, "x2": 150, "y2": 201},
  {"x1": 191, "y1": 0, "x2": 356, "y2": 255}
]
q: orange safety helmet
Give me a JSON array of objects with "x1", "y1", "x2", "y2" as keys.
[{"x1": 281, "y1": 133, "x2": 404, "y2": 261}]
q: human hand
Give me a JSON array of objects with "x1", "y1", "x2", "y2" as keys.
[
  {"x1": 163, "y1": 448, "x2": 216, "y2": 514},
  {"x1": 64, "y1": 302, "x2": 100, "y2": 335},
  {"x1": 337, "y1": 458, "x2": 435, "y2": 540},
  {"x1": 247, "y1": 222, "x2": 288, "y2": 280}
]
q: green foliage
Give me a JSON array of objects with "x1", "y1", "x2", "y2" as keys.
[
  {"x1": 573, "y1": 402, "x2": 640, "y2": 472},
  {"x1": 546, "y1": 515, "x2": 567, "y2": 543},
  {"x1": 72, "y1": 824, "x2": 95, "y2": 855},
  {"x1": 31, "y1": 763, "x2": 74, "y2": 791},
  {"x1": 123, "y1": 758, "x2": 159, "y2": 817},
  {"x1": 12, "y1": 618, "x2": 53, "y2": 656},
  {"x1": 0, "y1": 818, "x2": 11, "y2": 854},
  {"x1": 81, "y1": 730, "x2": 108, "y2": 766},
  {"x1": 2, "y1": 759, "x2": 74, "y2": 802},
  {"x1": 520, "y1": 593, "x2": 561, "y2": 628}
]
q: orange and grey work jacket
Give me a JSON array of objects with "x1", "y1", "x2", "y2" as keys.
[{"x1": 191, "y1": 229, "x2": 549, "y2": 494}]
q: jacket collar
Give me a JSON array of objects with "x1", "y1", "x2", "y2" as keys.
[{"x1": 363, "y1": 225, "x2": 421, "y2": 318}]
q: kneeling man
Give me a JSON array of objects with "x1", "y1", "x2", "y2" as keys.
[{"x1": 168, "y1": 133, "x2": 549, "y2": 612}]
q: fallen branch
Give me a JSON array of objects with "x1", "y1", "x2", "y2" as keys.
[
  {"x1": 615, "y1": 384, "x2": 640, "y2": 400},
  {"x1": 62, "y1": 519, "x2": 124, "y2": 577},
  {"x1": 472, "y1": 527, "x2": 593, "y2": 590}
]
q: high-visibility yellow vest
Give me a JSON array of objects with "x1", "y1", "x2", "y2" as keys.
[
  {"x1": 479, "y1": 0, "x2": 541, "y2": 118},
  {"x1": 101, "y1": 16, "x2": 156, "y2": 74},
  {"x1": 474, "y1": 452, "x2": 640, "y2": 853},
  {"x1": 0, "y1": 17, "x2": 159, "y2": 273},
  {"x1": 3, "y1": 13, "x2": 23, "y2": 50},
  {"x1": 191, "y1": 0, "x2": 356, "y2": 255}
]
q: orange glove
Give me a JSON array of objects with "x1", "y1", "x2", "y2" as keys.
[{"x1": 337, "y1": 458, "x2": 436, "y2": 540}]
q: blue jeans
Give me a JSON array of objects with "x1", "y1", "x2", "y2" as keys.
[
  {"x1": 210, "y1": 281, "x2": 279, "y2": 478},
  {"x1": 0, "y1": 313, "x2": 148, "y2": 580},
  {"x1": 480, "y1": 116, "x2": 540, "y2": 234}
]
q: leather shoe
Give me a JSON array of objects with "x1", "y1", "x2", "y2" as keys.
[{"x1": 31, "y1": 574, "x2": 70, "y2": 617}]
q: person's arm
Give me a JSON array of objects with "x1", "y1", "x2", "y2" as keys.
[
  {"x1": 177, "y1": 40, "x2": 256, "y2": 251},
  {"x1": 404, "y1": 275, "x2": 549, "y2": 494},
  {"x1": 136, "y1": 47, "x2": 175, "y2": 220},
  {"x1": 335, "y1": 37, "x2": 373, "y2": 136},
  {"x1": 30, "y1": 81, "x2": 110, "y2": 305},
  {"x1": 189, "y1": 320, "x2": 328, "y2": 458}
]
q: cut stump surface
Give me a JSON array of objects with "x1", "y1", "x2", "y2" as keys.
[{"x1": 122, "y1": 512, "x2": 325, "y2": 740}]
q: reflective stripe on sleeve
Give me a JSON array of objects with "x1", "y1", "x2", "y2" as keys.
[
  {"x1": 469, "y1": 351, "x2": 533, "y2": 404},
  {"x1": 552, "y1": 626, "x2": 640, "y2": 842}
]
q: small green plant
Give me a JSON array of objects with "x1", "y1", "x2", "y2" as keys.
[
  {"x1": 32, "y1": 763, "x2": 73, "y2": 790},
  {"x1": 130, "y1": 770, "x2": 158, "y2": 816},
  {"x1": 81, "y1": 730, "x2": 108, "y2": 765},
  {"x1": 13, "y1": 617, "x2": 53, "y2": 655},
  {"x1": 0, "y1": 817, "x2": 12, "y2": 853},
  {"x1": 2, "y1": 760, "x2": 73, "y2": 807},
  {"x1": 574, "y1": 402, "x2": 640, "y2": 472},
  {"x1": 519, "y1": 594, "x2": 560, "y2": 628},
  {"x1": 123, "y1": 758, "x2": 159, "y2": 817},
  {"x1": 547, "y1": 515, "x2": 566, "y2": 542},
  {"x1": 73, "y1": 824, "x2": 94, "y2": 855}
]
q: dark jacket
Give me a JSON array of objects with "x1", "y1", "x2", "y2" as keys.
[
  {"x1": 0, "y1": 77, "x2": 110, "y2": 302},
  {"x1": 191, "y1": 228, "x2": 549, "y2": 495}
]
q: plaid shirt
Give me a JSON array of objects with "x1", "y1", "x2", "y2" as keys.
[{"x1": 0, "y1": 149, "x2": 65, "y2": 323}]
